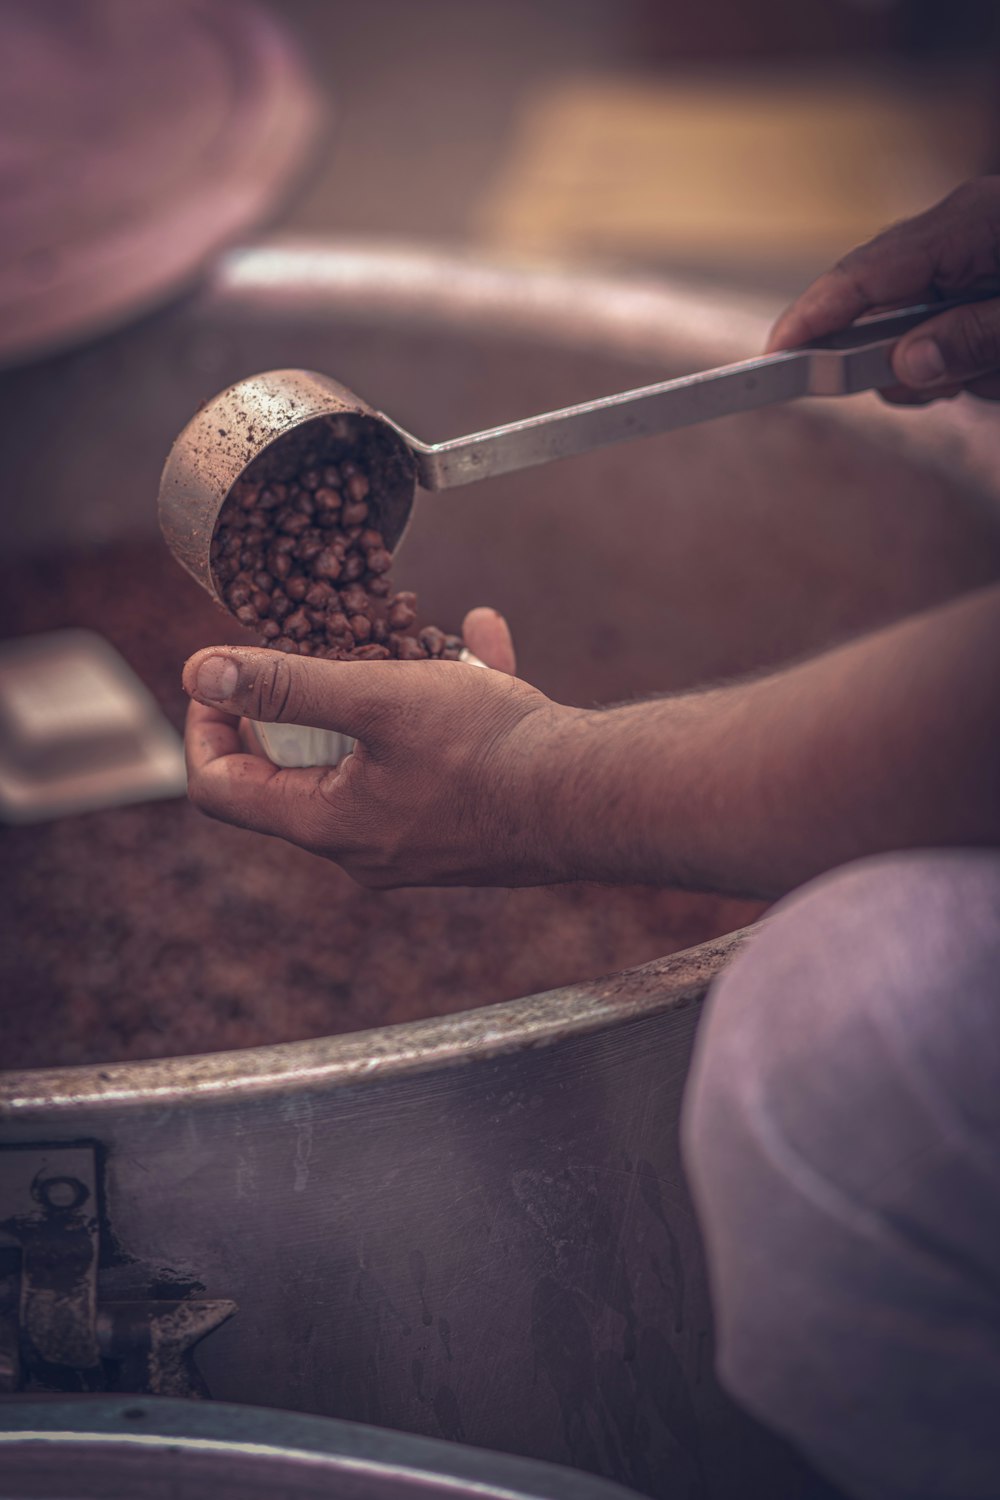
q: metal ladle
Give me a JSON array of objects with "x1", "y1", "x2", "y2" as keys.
[{"x1": 158, "y1": 299, "x2": 970, "y2": 593}]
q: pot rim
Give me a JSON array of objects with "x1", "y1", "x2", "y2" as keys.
[
  {"x1": 0, "y1": 930, "x2": 749, "y2": 1116},
  {"x1": 0, "y1": 1394, "x2": 639, "y2": 1500}
]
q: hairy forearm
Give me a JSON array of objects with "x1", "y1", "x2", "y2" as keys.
[{"x1": 535, "y1": 584, "x2": 1000, "y2": 897}]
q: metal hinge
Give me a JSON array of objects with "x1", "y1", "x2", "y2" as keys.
[{"x1": 0, "y1": 1143, "x2": 235, "y2": 1396}]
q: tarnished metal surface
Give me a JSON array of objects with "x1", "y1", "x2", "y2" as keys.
[
  {"x1": 0, "y1": 933, "x2": 746, "y2": 1115},
  {"x1": 0, "y1": 1145, "x2": 235, "y2": 1397},
  {"x1": 1, "y1": 936, "x2": 795, "y2": 1498},
  {"x1": 0, "y1": 1273, "x2": 17, "y2": 1393},
  {"x1": 158, "y1": 370, "x2": 416, "y2": 605},
  {"x1": 96, "y1": 1300, "x2": 237, "y2": 1398},
  {"x1": 1, "y1": 1396, "x2": 642, "y2": 1500},
  {"x1": 0, "y1": 1147, "x2": 100, "y2": 1373}
]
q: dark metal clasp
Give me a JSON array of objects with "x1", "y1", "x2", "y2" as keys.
[{"x1": 0, "y1": 1144, "x2": 235, "y2": 1396}]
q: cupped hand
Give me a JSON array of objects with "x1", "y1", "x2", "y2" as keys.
[
  {"x1": 182, "y1": 608, "x2": 579, "y2": 887},
  {"x1": 766, "y1": 177, "x2": 1000, "y2": 405}
]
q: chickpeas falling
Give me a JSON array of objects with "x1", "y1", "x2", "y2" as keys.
[{"x1": 210, "y1": 443, "x2": 464, "y2": 662}]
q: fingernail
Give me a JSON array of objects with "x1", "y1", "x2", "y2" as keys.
[
  {"x1": 897, "y1": 337, "x2": 947, "y2": 386},
  {"x1": 196, "y1": 655, "x2": 239, "y2": 702}
]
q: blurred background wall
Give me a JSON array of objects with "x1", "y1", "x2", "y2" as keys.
[
  {"x1": 3, "y1": 0, "x2": 998, "y2": 366},
  {"x1": 274, "y1": 0, "x2": 1000, "y2": 295}
]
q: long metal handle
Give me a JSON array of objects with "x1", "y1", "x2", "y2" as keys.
[{"x1": 394, "y1": 300, "x2": 969, "y2": 492}]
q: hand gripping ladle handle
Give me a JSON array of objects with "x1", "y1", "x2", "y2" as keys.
[{"x1": 385, "y1": 299, "x2": 980, "y2": 492}]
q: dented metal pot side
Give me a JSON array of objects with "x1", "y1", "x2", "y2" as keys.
[
  {"x1": 1, "y1": 979, "x2": 730, "y2": 1497},
  {"x1": 0, "y1": 923, "x2": 828, "y2": 1498}
]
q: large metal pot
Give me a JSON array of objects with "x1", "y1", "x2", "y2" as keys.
[
  {"x1": 0, "y1": 1395, "x2": 640, "y2": 1500},
  {"x1": 3, "y1": 242, "x2": 1000, "y2": 1500}
]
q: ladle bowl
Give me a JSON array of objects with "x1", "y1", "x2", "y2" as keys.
[
  {"x1": 158, "y1": 369, "x2": 487, "y2": 770},
  {"x1": 158, "y1": 369, "x2": 418, "y2": 605}
]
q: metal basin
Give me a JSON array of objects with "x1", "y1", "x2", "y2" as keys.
[
  {"x1": 0, "y1": 1396, "x2": 640, "y2": 1500},
  {"x1": 3, "y1": 241, "x2": 1000, "y2": 1500}
]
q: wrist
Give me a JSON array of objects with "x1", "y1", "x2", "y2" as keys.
[
  {"x1": 495, "y1": 702, "x2": 594, "y2": 883},
  {"x1": 535, "y1": 704, "x2": 653, "y2": 884},
  {"x1": 529, "y1": 693, "x2": 746, "y2": 891},
  {"x1": 517, "y1": 704, "x2": 651, "y2": 885}
]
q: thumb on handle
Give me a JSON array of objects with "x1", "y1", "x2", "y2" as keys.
[{"x1": 894, "y1": 299, "x2": 1000, "y2": 390}]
